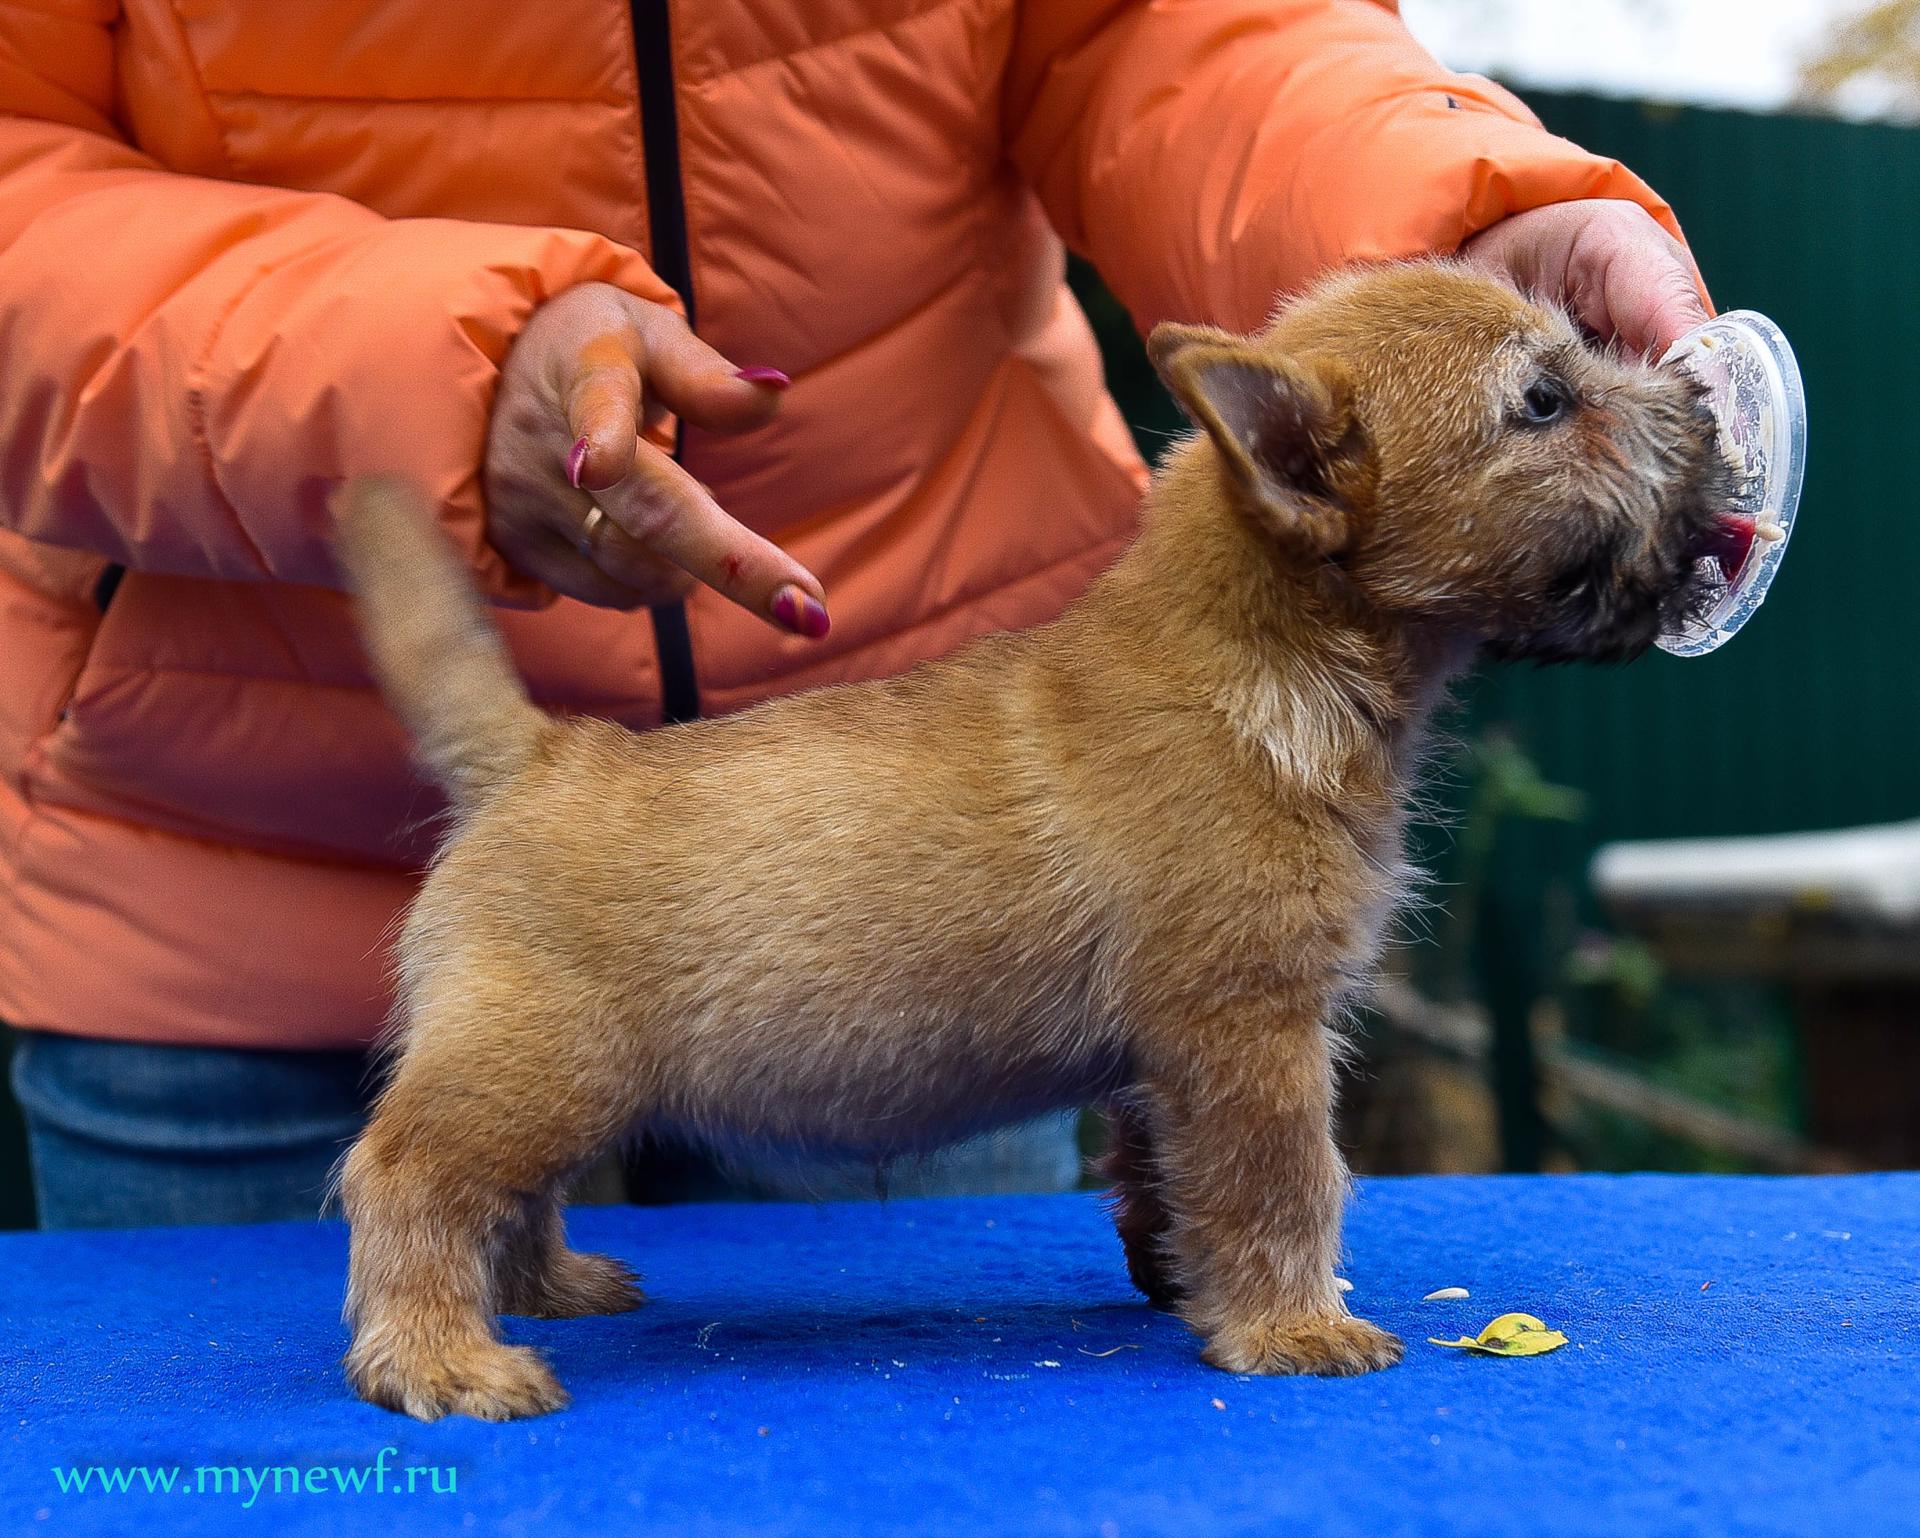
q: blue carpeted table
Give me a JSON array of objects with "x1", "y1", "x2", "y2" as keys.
[{"x1": 5, "y1": 1175, "x2": 1919, "y2": 1536}]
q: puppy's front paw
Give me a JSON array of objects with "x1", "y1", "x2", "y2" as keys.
[
  {"x1": 348, "y1": 1335, "x2": 569, "y2": 1422},
  {"x1": 1202, "y1": 1314, "x2": 1403, "y2": 1377}
]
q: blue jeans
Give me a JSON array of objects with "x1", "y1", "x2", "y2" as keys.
[
  {"x1": 9, "y1": 1031, "x2": 372, "y2": 1229},
  {"x1": 8, "y1": 1030, "x2": 1085, "y2": 1229}
]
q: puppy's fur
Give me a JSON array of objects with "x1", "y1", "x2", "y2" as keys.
[{"x1": 333, "y1": 263, "x2": 1726, "y2": 1421}]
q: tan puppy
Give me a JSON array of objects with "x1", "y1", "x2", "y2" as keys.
[{"x1": 332, "y1": 262, "x2": 1729, "y2": 1421}]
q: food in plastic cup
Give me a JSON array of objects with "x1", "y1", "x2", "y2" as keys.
[{"x1": 1656, "y1": 310, "x2": 1807, "y2": 658}]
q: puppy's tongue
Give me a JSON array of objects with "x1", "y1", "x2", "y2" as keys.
[{"x1": 1698, "y1": 512, "x2": 1758, "y2": 584}]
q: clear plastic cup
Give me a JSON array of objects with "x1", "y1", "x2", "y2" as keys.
[{"x1": 1656, "y1": 310, "x2": 1808, "y2": 657}]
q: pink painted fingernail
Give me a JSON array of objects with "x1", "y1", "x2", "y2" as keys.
[
  {"x1": 733, "y1": 366, "x2": 791, "y2": 391},
  {"x1": 567, "y1": 436, "x2": 590, "y2": 489},
  {"x1": 771, "y1": 584, "x2": 830, "y2": 639}
]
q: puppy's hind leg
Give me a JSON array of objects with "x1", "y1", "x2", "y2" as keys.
[
  {"x1": 340, "y1": 989, "x2": 644, "y2": 1421},
  {"x1": 1099, "y1": 1096, "x2": 1185, "y2": 1311},
  {"x1": 494, "y1": 1196, "x2": 645, "y2": 1320}
]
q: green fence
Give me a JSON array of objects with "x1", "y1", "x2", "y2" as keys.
[
  {"x1": 1473, "y1": 90, "x2": 1918, "y2": 861},
  {"x1": 1440, "y1": 98, "x2": 1914, "y2": 1167},
  {"x1": 1092, "y1": 89, "x2": 1918, "y2": 858}
]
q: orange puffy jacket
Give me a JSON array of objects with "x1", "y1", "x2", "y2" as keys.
[{"x1": 0, "y1": 2, "x2": 1683, "y2": 1051}]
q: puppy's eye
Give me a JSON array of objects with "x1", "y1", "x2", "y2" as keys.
[{"x1": 1519, "y1": 377, "x2": 1572, "y2": 426}]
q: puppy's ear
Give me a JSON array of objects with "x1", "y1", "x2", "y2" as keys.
[{"x1": 1149, "y1": 323, "x2": 1361, "y2": 556}]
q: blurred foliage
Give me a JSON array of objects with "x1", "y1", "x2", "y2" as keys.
[
  {"x1": 1799, "y1": 0, "x2": 1920, "y2": 119},
  {"x1": 1558, "y1": 935, "x2": 1802, "y2": 1171},
  {"x1": 1561, "y1": 934, "x2": 1798, "y2": 1125},
  {"x1": 1565, "y1": 930, "x2": 1665, "y2": 1012}
]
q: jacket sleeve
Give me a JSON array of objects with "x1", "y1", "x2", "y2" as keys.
[
  {"x1": 0, "y1": 2, "x2": 675, "y2": 601},
  {"x1": 1007, "y1": 0, "x2": 1690, "y2": 336}
]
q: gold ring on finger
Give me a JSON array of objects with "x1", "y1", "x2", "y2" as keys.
[{"x1": 576, "y1": 505, "x2": 607, "y2": 560}]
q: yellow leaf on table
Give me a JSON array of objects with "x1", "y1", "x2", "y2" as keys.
[{"x1": 1428, "y1": 1312, "x2": 1569, "y2": 1357}]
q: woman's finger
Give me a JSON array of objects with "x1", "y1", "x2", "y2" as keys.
[
  {"x1": 1599, "y1": 232, "x2": 1711, "y2": 358},
  {"x1": 624, "y1": 301, "x2": 789, "y2": 434},
  {"x1": 1461, "y1": 200, "x2": 1714, "y2": 358},
  {"x1": 499, "y1": 517, "x2": 667, "y2": 612},
  {"x1": 562, "y1": 329, "x2": 646, "y2": 491},
  {"x1": 583, "y1": 517, "x2": 699, "y2": 602},
  {"x1": 591, "y1": 440, "x2": 829, "y2": 636}
]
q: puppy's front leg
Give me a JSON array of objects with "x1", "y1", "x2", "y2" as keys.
[{"x1": 1146, "y1": 997, "x2": 1402, "y2": 1376}]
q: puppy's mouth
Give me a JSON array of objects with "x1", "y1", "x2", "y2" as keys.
[
  {"x1": 1691, "y1": 510, "x2": 1783, "y2": 587},
  {"x1": 1490, "y1": 500, "x2": 1749, "y2": 667},
  {"x1": 1665, "y1": 509, "x2": 1788, "y2": 643},
  {"x1": 1696, "y1": 512, "x2": 1758, "y2": 584}
]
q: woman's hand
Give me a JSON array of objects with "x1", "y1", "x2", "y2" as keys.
[
  {"x1": 1462, "y1": 199, "x2": 1710, "y2": 360},
  {"x1": 483, "y1": 282, "x2": 829, "y2": 636}
]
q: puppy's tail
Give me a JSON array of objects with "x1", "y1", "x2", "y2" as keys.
[{"x1": 331, "y1": 476, "x2": 548, "y2": 814}]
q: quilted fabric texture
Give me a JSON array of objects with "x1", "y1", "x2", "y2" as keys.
[{"x1": 5, "y1": 1174, "x2": 1918, "y2": 1536}]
